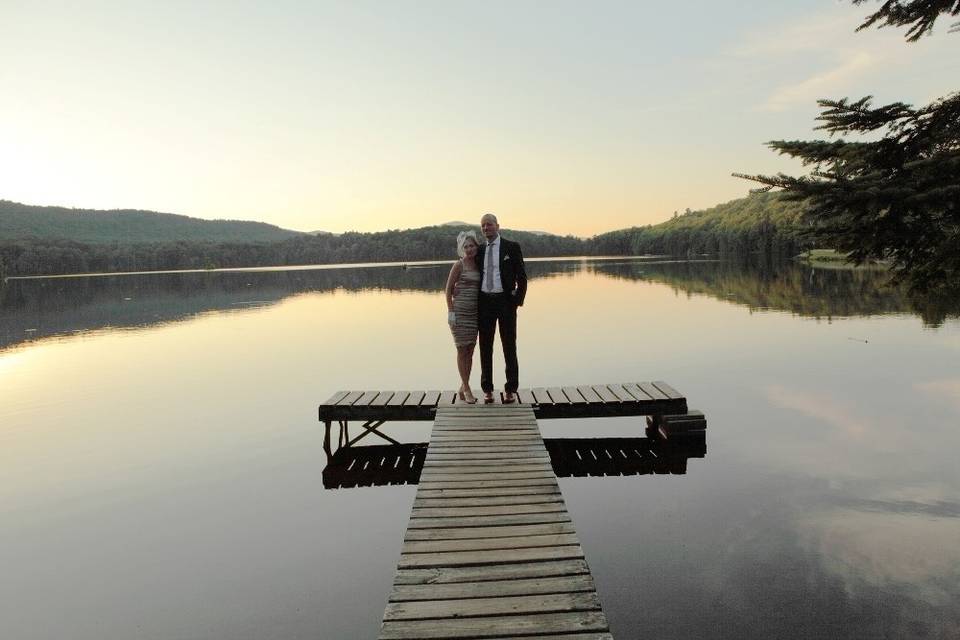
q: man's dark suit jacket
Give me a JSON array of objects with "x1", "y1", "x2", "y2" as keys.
[{"x1": 480, "y1": 237, "x2": 527, "y2": 306}]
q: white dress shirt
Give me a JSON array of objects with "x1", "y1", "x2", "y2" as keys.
[{"x1": 481, "y1": 235, "x2": 503, "y2": 293}]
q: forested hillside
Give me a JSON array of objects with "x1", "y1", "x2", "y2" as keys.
[
  {"x1": 0, "y1": 194, "x2": 813, "y2": 277},
  {"x1": 0, "y1": 225, "x2": 586, "y2": 276},
  {"x1": 591, "y1": 192, "x2": 809, "y2": 257},
  {"x1": 0, "y1": 200, "x2": 303, "y2": 244}
]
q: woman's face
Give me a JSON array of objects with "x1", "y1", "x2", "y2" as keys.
[{"x1": 463, "y1": 239, "x2": 478, "y2": 259}]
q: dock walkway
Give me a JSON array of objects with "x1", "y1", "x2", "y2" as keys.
[{"x1": 379, "y1": 405, "x2": 612, "y2": 640}]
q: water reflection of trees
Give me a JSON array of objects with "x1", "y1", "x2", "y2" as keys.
[
  {"x1": 587, "y1": 259, "x2": 959, "y2": 328},
  {"x1": 2, "y1": 259, "x2": 956, "y2": 352}
]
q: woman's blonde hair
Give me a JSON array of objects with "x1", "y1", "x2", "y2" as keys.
[{"x1": 456, "y1": 230, "x2": 480, "y2": 258}]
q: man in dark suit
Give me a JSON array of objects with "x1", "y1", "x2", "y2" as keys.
[{"x1": 477, "y1": 213, "x2": 527, "y2": 403}]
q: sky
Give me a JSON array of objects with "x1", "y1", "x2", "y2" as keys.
[{"x1": 1, "y1": 0, "x2": 956, "y2": 237}]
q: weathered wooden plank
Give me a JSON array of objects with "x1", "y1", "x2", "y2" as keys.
[
  {"x1": 426, "y1": 445, "x2": 547, "y2": 453},
  {"x1": 652, "y1": 380, "x2": 685, "y2": 400},
  {"x1": 427, "y1": 439, "x2": 545, "y2": 446},
  {"x1": 576, "y1": 385, "x2": 604, "y2": 404},
  {"x1": 591, "y1": 385, "x2": 619, "y2": 403},
  {"x1": 410, "y1": 502, "x2": 567, "y2": 518},
  {"x1": 621, "y1": 382, "x2": 653, "y2": 401},
  {"x1": 421, "y1": 390, "x2": 442, "y2": 407},
  {"x1": 429, "y1": 433, "x2": 542, "y2": 440},
  {"x1": 403, "y1": 533, "x2": 579, "y2": 554},
  {"x1": 423, "y1": 456, "x2": 551, "y2": 465},
  {"x1": 423, "y1": 459, "x2": 551, "y2": 467},
  {"x1": 404, "y1": 523, "x2": 575, "y2": 544},
  {"x1": 434, "y1": 413, "x2": 531, "y2": 418},
  {"x1": 354, "y1": 390, "x2": 381, "y2": 406},
  {"x1": 432, "y1": 420, "x2": 538, "y2": 425},
  {"x1": 637, "y1": 381, "x2": 669, "y2": 401},
  {"x1": 562, "y1": 386, "x2": 588, "y2": 404},
  {"x1": 531, "y1": 387, "x2": 553, "y2": 405},
  {"x1": 435, "y1": 410, "x2": 533, "y2": 416},
  {"x1": 383, "y1": 591, "x2": 601, "y2": 621},
  {"x1": 431, "y1": 427, "x2": 540, "y2": 434},
  {"x1": 322, "y1": 390, "x2": 349, "y2": 406},
  {"x1": 517, "y1": 388, "x2": 537, "y2": 404},
  {"x1": 386, "y1": 391, "x2": 410, "y2": 406},
  {"x1": 605, "y1": 384, "x2": 635, "y2": 402},
  {"x1": 417, "y1": 477, "x2": 559, "y2": 489},
  {"x1": 437, "y1": 390, "x2": 457, "y2": 406},
  {"x1": 392, "y1": 558, "x2": 589, "y2": 583},
  {"x1": 337, "y1": 390, "x2": 365, "y2": 406},
  {"x1": 429, "y1": 438, "x2": 539, "y2": 445},
  {"x1": 389, "y1": 574, "x2": 597, "y2": 602},
  {"x1": 405, "y1": 512, "x2": 572, "y2": 529},
  {"x1": 419, "y1": 464, "x2": 555, "y2": 475},
  {"x1": 426, "y1": 448, "x2": 548, "y2": 456},
  {"x1": 403, "y1": 390, "x2": 426, "y2": 406},
  {"x1": 435, "y1": 420, "x2": 538, "y2": 426},
  {"x1": 491, "y1": 634, "x2": 614, "y2": 640},
  {"x1": 414, "y1": 495, "x2": 564, "y2": 509},
  {"x1": 546, "y1": 387, "x2": 571, "y2": 404},
  {"x1": 431, "y1": 430, "x2": 539, "y2": 436},
  {"x1": 416, "y1": 486, "x2": 561, "y2": 499},
  {"x1": 378, "y1": 611, "x2": 609, "y2": 639},
  {"x1": 396, "y1": 544, "x2": 584, "y2": 569},
  {"x1": 370, "y1": 391, "x2": 395, "y2": 406},
  {"x1": 432, "y1": 421, "x2": 538, "y2": 428}
]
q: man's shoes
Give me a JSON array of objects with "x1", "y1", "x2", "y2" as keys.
[
  {"x1": 504, "y1": 392, "x2": 517, "y2": 404},
  {"x1": 483, "y1": 392, "x2": 494, "y2": 404}
]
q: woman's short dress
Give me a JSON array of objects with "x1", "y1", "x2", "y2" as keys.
[{"x1": 451, "y1": 265, "x2": 480, "y2": 347}]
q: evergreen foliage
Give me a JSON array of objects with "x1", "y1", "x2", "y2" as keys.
[
  {"x1": 0, "y1": 225, "x2": 586, "y2": 277},
  {"x1": 852, "y1": 0, "x2": 960, "y2": 41},
  {"x1": 736, "y1": 1, "x2": 959, "y2": 292},
  {"x1": 590, "y1": 193, "x2": 809, "y2": 258}
]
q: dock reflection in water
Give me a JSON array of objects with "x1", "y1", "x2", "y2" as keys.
[{"x1": 322, "y1": 429, "x2": 706, "y2": 490}]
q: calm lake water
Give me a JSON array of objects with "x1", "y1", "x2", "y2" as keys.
[{"x1": 2, "y1": 257, "x2": 959, "y2": 640}]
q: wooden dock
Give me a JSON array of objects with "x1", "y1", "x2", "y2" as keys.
[
  {"x1": 319, "y1": 381, "x2": 688, "y2": 423},
  {"x1": 380, "y1": 405, "x2": 612, "y2": 639},
  {"x1": 319, "y1": 381, "x2": 697, "y2": 455},
  {"x1": 318, "y1": 381, "x2": 706, "y2": 639}
]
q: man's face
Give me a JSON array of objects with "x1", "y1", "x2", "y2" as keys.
[{"x1": 480, "y1": 217, "x2": 499, "y2": 240}]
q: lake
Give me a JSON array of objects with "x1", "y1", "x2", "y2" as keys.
[{"x1": 2, "y1": 257, "x2": 959, "y2": 639}]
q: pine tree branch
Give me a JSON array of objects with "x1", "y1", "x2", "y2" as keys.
[{"x1": 852, "y1": 0, "x2": 960, "y2": 41}]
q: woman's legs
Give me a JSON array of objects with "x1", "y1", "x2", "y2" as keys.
[
  {"x1": 456, "y1": 345, "x2": 470, "y2": 391},
  {"x1": 456, "y1": 342, "x2": 478, "y2": 401},
  {"x1": 464, "y1": 343, "x2": 476, "y2": 390}
]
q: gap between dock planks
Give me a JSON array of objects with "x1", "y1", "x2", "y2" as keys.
[{"x1": 379, "y1": 405, "x2": 612, "y2": 640}]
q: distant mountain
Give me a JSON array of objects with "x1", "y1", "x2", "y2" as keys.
[{"x1": 0, "y1": 200, "x2": 304, "y2": 244}]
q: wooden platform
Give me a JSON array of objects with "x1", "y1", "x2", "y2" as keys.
[
  {"x1": 319, "y1": 381, "x2": 687, "y2": 422},
  {"x1": 379, "y1": 405, "x2": 612, "y2": 639}
]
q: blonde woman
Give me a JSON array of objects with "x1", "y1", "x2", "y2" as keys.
[{"x1": 445, "y1": 231, "x2": 481, "y2": 403}]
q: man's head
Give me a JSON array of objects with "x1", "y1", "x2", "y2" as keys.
[{"x1": 480, "y1": 213, "x2": 499, "y2": 241}]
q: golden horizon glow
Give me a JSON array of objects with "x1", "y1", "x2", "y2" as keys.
[{"x1": 1, "y1": 2, "x2": 957, "y2": 237}]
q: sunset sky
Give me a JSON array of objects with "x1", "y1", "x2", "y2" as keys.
[{"x1": 1, "y1": 1, "x2": 956, "y2": 237}]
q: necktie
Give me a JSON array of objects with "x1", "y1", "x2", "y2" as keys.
[{"x1": 485, "y1": 242, "x2": 495, "y2": 292}]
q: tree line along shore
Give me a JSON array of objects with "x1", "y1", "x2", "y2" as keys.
[{"x1": 0, "y1": 193, "x2": 810, "y2": 279}]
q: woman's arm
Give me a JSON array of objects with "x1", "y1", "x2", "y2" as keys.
[{"x1": 444, "y1": 261, "x2": 461, "y2": 311}]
